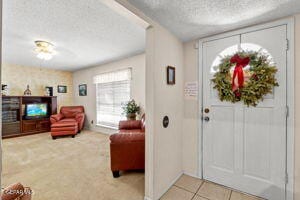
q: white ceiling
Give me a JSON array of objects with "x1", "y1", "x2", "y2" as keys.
[
  {"x1": 3, "y1": 0, "x2": 145, "y2": 71},
  {"x1": 128, "y1": 0, "x2": 300, "y2": 41}
]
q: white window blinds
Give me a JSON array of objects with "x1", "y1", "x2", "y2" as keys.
[{"x1": 94, "y1": 69, "x2": 131, "y2": 128}]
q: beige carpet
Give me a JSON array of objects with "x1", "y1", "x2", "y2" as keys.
[{"x1": 2, "y1": 130, "x2": 145, "y2": 200}]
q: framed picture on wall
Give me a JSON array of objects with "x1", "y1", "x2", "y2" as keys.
[
  {"x1": 167, "y1": 66, "x2": 175, "y2": 85},
  {"x1": 79, "y1": 84, "x2": 87, "y2": 96},
  {"x1": 57, "y1": 85, "x2": 67, "y2": 93},
  {"x1": 45, "y1": 86, "x2": 53, "y2": 96}
]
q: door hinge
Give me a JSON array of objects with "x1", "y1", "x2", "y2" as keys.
[
  {"x1": 286, "y1": 105, "x2": 289, "y2": 118},
  {"x1": 286, "y1": 39, "x2": 289, "y2": 51},
  {"x1": 285, "y1": 172, "x2": 289, "y2": 184}
]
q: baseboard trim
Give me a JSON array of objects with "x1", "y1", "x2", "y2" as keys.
[
  {"x1": 156, "y1": 171, "x2": 183, "y2": 200},
  {"x1": 144, "y1": 171, "x2": 186, "y2": 200},
  {"x1": 183, "y1": 171, "x2": 201, "y2": 179},
  {"x1": 89, "y1": 126, "x2": 116, "y2": 135},
  {"x1": 144, "y1": 196, "x2": 152, "y2": 200}
]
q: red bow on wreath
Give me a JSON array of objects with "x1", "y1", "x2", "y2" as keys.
[{"x1": 230, "y1": 54, "x2": 250, "y2": 92}]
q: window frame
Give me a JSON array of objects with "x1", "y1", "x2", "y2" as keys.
[{"x1": 94, "y1": 68, "x2": 132, "y2": 129}]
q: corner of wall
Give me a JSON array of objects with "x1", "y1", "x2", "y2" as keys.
[
  {"x1": 182, "y1": 40, "x2": 200, "y2": 177},
  {"x1": 146, "y1": 21, "x2": 185, "y2": 200}
]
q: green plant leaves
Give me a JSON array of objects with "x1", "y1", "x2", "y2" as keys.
[{"x1": 121, "y1": 99, "x2": 140, "y2": 115}]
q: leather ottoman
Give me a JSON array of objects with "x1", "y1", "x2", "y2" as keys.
[{"x1": 51, "y1": 121, "x2": 78, "y2": 139}]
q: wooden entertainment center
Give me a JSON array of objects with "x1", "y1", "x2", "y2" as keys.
[{"x1": 2, "y1": 96, "x2": 57, "y2": 138}]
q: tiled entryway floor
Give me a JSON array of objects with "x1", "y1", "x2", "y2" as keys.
[{"x1": 160, "y1": 175, "x2": 264, "y2": 200}]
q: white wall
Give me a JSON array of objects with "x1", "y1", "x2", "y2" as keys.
[
  {"x1": 146, "y1": 23, "x2": 184, "y2": 200},
  {"x1": 72, "y1": 53, "x2": 145, "y2": 134},
  {"x1": 182, "y1": 41, "x2": 199, "y2": 176}
]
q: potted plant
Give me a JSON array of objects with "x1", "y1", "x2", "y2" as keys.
[{"x1": 122, "y1": 99, "x2": 140, "y2": 120}]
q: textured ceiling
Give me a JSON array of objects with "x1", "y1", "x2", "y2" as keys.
[
  {"x1": 3, "y1": 0, "x2": 145, "y2": 71},
  {"x1": 128, "y1": 0, "x2": 300, "y2": 41}
]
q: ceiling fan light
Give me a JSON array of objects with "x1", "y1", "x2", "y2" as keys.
[
  {"x1": 37, "y1": 52, "x2": 53, "y2": 60},
  {"x1": 34, "y1": 40, "x2": 56, "y2": 60}
]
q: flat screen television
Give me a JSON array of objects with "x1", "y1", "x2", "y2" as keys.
[{"x1": 25, "y1": 103, "x2": 48, "y2": 119}]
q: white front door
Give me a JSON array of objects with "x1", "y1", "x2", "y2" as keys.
[{"x1": 202, "y1": 25, "x2": 287, "y2": 200}]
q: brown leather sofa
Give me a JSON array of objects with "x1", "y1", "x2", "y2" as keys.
[
  {"x1": 1, "y1": 183, "x2": 31, "y2": 200},
  {"x1": 109, "y1": 115, "x2": 145, "y2": 178},
  {"x1": 50, "y1": 106, "x2": 85, "y2": 139}
]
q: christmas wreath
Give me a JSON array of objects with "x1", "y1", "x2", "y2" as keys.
[{"x1": 211, "y1": 51, "x2": 279, "y2": 106}]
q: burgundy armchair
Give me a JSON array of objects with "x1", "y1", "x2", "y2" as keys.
[
  {"x1": 50, "y1": 106, "x2": 85, "y2": 139},
  {"x1": 109, "y1": 115, "x2": 145, "y2": 178}
]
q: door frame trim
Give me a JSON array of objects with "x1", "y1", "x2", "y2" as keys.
[{"x1": 198, "y1": 17, "x2": 295, "y2": 200}]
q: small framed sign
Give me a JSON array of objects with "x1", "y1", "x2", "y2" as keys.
[
  {"x1": 57, "y1": 85, "x2": 67, "y2": 93},
  {"x1": 167, "y1": 66, "x2": 175, "y2": 85},
  {"x1": 79, "y1": 84, "x2": 87, "y2": 96}
]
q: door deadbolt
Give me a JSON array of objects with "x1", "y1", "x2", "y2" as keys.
[{"x1": 204, "y1": 108, "x2": 210, "y2": 113}]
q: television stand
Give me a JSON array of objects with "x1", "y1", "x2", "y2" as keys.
[
  {"x1": 22, "y1": 118, "x2": 51, "y2": 134},
  {"x1": 2, "y1": 96, "x2": 57, "y2": 138}
]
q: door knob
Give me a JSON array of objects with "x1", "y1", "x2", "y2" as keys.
[
  {"x1": 204, "y1": 108, "x2": 210, "y2": 113},
  {"x1": 204, "y1": 116, "x2": 210, "y2": 122}
]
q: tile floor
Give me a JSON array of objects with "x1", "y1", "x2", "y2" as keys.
[{"x1": 160, "y1": 175, "x2": 264, "y2": 200}]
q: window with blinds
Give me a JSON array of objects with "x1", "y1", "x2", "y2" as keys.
[{"x1": 93, "y1": 69, "x2": 131, "y2": 128}]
